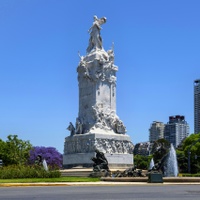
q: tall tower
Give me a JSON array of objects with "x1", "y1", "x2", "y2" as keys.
[
  {"x1": 194, "y1": 79, "x2": 200, "y2": 134},
  {"x1": 63, "y1": 16, "x2": 134, "y2": 169}
]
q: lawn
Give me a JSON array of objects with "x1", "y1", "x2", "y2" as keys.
[{"x1": 0, "y1": 177, "x2": 100, "y2": 183}]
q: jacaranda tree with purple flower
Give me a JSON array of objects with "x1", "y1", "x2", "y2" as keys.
[{"x1": 29, "y1": 146, "x2": 63, "y2": 169}]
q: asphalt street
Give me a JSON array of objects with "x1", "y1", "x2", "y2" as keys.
[{"x1": 0, "y1": 185, "x2": 200, "y2": 200}]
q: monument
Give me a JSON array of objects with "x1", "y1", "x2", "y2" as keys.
[{"x1": 63, "y1": 16, "x2": 134, "y2": 169}]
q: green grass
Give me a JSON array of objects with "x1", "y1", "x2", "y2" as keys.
[
  {"x1": 180, "y1": 173, "x2": 200, "y2": 177},
  {"x1": 0, "y1": 177, "x2": 100, "y2": 183}
]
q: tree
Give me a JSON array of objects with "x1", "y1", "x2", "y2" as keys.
[
  {"x1": 0, "y1": 139, "x2": 6, "y2": 165},
  {"x1": 0, "y1": 135, "x2": 32, "y2": 166},
  {"x1": 176, "y1": 149, "x2": 188, "y2": 173},
  {"x1": 29, "y1": 146, "x2": 63, "y2": 169},
  {"x1": 180, "y1": 133, "x2": 200, "y2": 173},
  {"x1": 134, "y1": 155, "x2": 152, "y2": 170}
]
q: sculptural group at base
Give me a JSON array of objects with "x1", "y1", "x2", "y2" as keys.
[{"x1": 89, "y1": 149, "x2": 111, "y2": 177}]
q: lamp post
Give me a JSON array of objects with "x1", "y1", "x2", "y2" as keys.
[
  {"x1": 188, "y1": 150, "x2": 191, "y2": 173},
  {"x1": 18, "y1": 144, "x2": 23, "y2": 166}
]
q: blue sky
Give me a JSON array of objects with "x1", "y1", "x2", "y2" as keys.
[{"x1": 0, "y1": 0, "x2": 200, "y2": 153}]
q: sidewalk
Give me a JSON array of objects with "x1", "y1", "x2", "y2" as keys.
[{"x1": 1, "y1": 181, "x2": 200, "y2": 187}]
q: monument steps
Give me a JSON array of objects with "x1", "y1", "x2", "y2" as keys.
[
  {"x1": 60, "y1": 168, "x2": 200, "y2": 182},
  {"x1": 60, "y1": 168, "x2": 129, "y2": 177},
  {"x1": 60, "y1": 169, "x2": 93, "y2": 177}
]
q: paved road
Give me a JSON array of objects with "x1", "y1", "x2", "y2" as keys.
[{"x1": 0, "y1": 185, "x2": 200, "y2": 200}]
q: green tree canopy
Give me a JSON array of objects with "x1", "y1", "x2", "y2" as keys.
[
  {"x1": 177, "y1": 133, "x2": 200, "y2": 173},
  {"x1": 134, "y1": 155, "x2": 152, "y2": 170},
  {"x1": 0, "y1": 139, "x2": 6, "y2": 164},
  {"x1": 182, "y1": 133, "x2": 200, "y2": 155},
  {"x1": 0, "y1": 135, "x2": 32, "y2": 166}
]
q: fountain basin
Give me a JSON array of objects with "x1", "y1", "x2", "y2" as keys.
[{"x1": 101, "y1": 177, "x2": 200, "y2": 183}]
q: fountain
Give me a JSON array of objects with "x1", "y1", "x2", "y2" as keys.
[
  {"x1": 42, "y1": 159, "x2": 48, "y2": 171},
  {"x1": 164, "y1": 144, "x2": 178, "y2": 177},
  {"x1": 149, "y1": 158, "x2": 155, "y2": 170},
  {"x1": 101, "y1": 143, "x2": 200, "y2": 182}
]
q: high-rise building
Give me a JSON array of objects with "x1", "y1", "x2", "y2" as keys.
[
  {"x1": 194, "y1": 79, "x2": 200, "y2": 134},
  {"x1": 164, "y1": 115, "x2": 189, "y2": 148},
  {"x1": 149, "y1": 121, "x2": 165, "y2": 142}
]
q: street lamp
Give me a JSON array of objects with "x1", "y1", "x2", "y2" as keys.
[{"x1": 188, "y1": 150, "x2": 191, "y2": 173}]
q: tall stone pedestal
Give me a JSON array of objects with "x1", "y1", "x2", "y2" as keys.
[
  {"x1": 63, "y1": 132, "x2": 134, "y2": 169},
  {"x1": 63, "y1": 16, "x2": 134, "y2": 169}
]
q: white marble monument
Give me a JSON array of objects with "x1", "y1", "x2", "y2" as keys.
[{"x1": 63, "y1": 16, "x2": 134, "y2": 168}]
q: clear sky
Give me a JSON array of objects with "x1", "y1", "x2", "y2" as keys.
[{"x1": 0, "y1": 0, "x2": 200, "y2": 153}]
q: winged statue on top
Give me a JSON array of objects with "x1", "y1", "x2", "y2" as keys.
[{"x1": 87, "y1": 15, "x2": 107, "y2": 53}]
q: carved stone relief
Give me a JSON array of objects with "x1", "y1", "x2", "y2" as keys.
[{"x1": 64, "y1": 137, "x2": 134, "y2": 154}]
